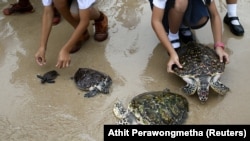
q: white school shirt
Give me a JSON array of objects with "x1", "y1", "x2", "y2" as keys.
[
  {"x1": 152, "y1": 0, "x2": 213, "y2": 9},
  {"x1": 152, "y1": 0, "x2": 167, "y2": 9},
  {"x1": 42, "y1": 0, "x2": 95, "y2": 9}
]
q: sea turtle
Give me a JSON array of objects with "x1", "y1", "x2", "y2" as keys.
[
  {"x1": 37, "y1": 70, "x2": 59, "y2": 84},
  {"x1": 113, "y1": 88, "x2": 189, "y2": 125},
  {"x1": 173, "y1": 41, "x2": 230, "y2": 102},
  {"x1": 72, "y1": 68, "x2": 112, "y2": 98}
]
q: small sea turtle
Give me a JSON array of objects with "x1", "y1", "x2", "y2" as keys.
[
  {"x1": 72, "y1": 68, "x2": 112, "y2": 98},
  {"x1": 113, "y1": 88, "x2": 189, "y2": 125},
  {"x1": 173, "y1": 41, "x2": 230, "y2": 102},
  {"x1": 37, "y1": 70, "x2": 59, "y2": 84}
]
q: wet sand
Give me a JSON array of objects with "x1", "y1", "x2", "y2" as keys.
[{"x1": 0, "y1": 0, "x2": 250, "y2": 140}]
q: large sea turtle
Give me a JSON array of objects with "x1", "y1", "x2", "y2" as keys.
[
  {"x1": 173, "y1": 41, "x2": 230, "y2": 102},
  {"x1": 72, "y1": 68, "x2": 112, "y2": 98},
  {"x1": 113, "y1": 88, "x2": 189, "y2": 125},
  {"x1": 37, "y1": 70, "x2": 59, "y2": 84}
]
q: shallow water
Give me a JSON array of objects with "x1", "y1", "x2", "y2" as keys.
[{"x1": 0, "y1": 0, "x2": 250, "y2": 140}]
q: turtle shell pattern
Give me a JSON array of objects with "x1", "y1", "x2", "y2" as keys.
[{"x1": 114, "y1": 89, "x2": 189, "y2": 125}]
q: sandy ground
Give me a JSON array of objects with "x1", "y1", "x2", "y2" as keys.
[{"x1": 0, "y1": 0, "x2": 250, "y2": 140}]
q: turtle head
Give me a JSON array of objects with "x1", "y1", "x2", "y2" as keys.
[
  {"x1": 196, "y1": 75, "x2": 211, "y2": 102},
  {"x1": 113, "y1": 100, "x2": 129, "y2": 125},
  {"x1": 113, "y1": 100, "x2": 127, "y2": 119},
  {"x1": 113, "y1": 100, "x2": 138, "y2": 125}
]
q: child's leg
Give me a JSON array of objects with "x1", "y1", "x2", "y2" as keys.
[
  {"x1": 168, "y1": 0, "x2": 188, "y2": 48},
  {"x1": 148, "y1": 0, "x2": 169, "y2": 32},
  {"x1": 53, "y1": 0, "x2": 90, "y2": 53},
  {"x1": 54, "y1": 0, "x2": 79, "y2": 28},
  {"x1": 69, "y1": 2, "x2": 108, "y2": 42}
]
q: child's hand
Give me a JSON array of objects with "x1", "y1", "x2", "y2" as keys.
[
  {"x1": 56, "y1": 49, "x2": 71, "y2": 69},
  {"x1": 35, "y1": 47, "x2": 46, "y2": 66},
  {"x1": 215, "y1": 47, "x2": 230, "y2": 64}
]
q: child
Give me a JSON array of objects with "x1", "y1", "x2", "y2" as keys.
[
  {"x1": 35, "y1": 0, "x2": 108, "y2": 69},
  {"x1": 149, "y1": 0, "x2": 229, "y2": 73}
]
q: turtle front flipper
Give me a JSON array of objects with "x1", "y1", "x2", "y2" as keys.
[
  {"x1": 37, "y1": 75, "x2": 44, "y2": 79},
  {"x1": 100, "y1": 77, "x2": 112, "y2": 94},
  {"x1": 37, "y1": 75, "x2": 46, "y2": 83},
  {"x1": 84, "y1": 88, "x2": 99, "y2": 97},
  {"x1": 182, "y1": 77, "x2": 197, "y2": 95}
]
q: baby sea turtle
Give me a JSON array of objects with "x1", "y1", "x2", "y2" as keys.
[
  {"x1": 173, "y1": 41, "x2": 230, "y2": 102},
  {"x1": 72, "y1": 68, "x2": 112, "y2": 98},
  {"x1": 113, "y1": 88, "x2": 189, "y2": 125},
  {"x1": 37, "y1": 70, "x2": 59, "y2": 84}
]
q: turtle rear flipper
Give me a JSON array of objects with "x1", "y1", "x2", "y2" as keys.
[{"x1": 84, "y1": 88, "x2": 99, "y2": 97}]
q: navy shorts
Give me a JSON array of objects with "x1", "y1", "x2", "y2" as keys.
[{"x1": 149, "y1": 0, "x2": 210, "y2": 30}]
